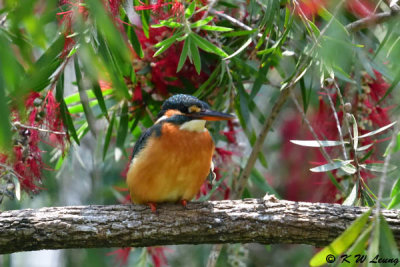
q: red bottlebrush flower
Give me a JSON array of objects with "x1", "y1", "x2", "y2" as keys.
[
  {"x1": 294, "y1": 0, "x2": 325, "y2": 19},
  {"x1": 346, "y1": 0, "x2": 375, "y2": 18},
  {"x1": 133, "y1": 84, "x2": 143, "y2": 102},
  {"x1": 215, "y1": 147, "x2": 234, "y2": 162},
  {"x1": 135, "y1": 27, "x2": 209, "y2": 96},
  {"x1": 107, "y1": 247, "x2": 132, "y2": 266},
  {"x1": 108, "y1": 0, "x2": 123, "y2": 16},
  {"x1": 135, "y1": 1, "x2": 172, "y2": 12},
  {"x1": 363, "y1": 99, "x2": 391, "y2": 127},
  {"x1": 57, "y1": 1, "x2": 89, "y2": 58},
  {"x1": 366, "y1": 70, "x2": 390, "y2": 102},
  {"x1": 147, "y1": 247, "x2": 170, "y2": 267},
  {"x1": 28, "y1": 108, "x2": 38, "y2": 127},
  {"x1": 25, "y1": 92, "x2": 41, "y2": 107},
  {"x1": 99, "y1": 80, "x2": 113, "y2": 90}
]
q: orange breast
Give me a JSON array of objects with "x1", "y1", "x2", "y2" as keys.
[{"x1": 126, "y1": 123, "x2": 214, "y2": 204}]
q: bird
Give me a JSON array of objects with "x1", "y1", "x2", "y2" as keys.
[{"x1": 126, "y1": 94, "x2": 234, "y2": 212}]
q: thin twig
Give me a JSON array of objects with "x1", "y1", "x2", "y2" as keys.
[
  {"x1": 0, "y1": 163, "x2": 24, "y2": 180},
  {"x1": 206, "y1": 244, "x2": 223, "y2": 267},
  {"x1": 0, "y1": 13, "x2": 7, "y2": 27},
  {"x1": 346, "y1": 10, "x2": 400, "y2": 32},
  {"x1": 209, "y1": 9, "x2": 278, "y2": 46},
  {"x1": 201, "y1": 0, "x2": 218, "y2": 20},
  {"x1": 290, "y1": 92, "x2": 333, "y2": 163},
  {"x1": 13, "y1": 121, "x2": 66, "y2": 135},
  {"x1": 376, "y1": 122, "x2": 398, "y2": 214},
  {"x1": 323, "y1": 88, "x2": 348, "y2": 161},
  {"x1": 232, "y1": 86, "x2": 292, "y2": 198},
  {"x1": 332, "y1": 82, "x2": 363, "y2": 184}
]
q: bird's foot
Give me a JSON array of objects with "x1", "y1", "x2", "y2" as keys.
[
  {"x1": 180, "y1": 199, "x2": 188, "y2": 208},
  {"x1": 147, "y1": 202, "x2": 157, "y2": 213}
]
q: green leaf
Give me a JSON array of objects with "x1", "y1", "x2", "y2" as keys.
[
  {"x1": 379, "y1": 215, "x2": 400, "y2": 260},
  {"x1": 388, "y1": 193, "x2": 400, "y2": 209},
  {"x1": 74, "y1": 57, "x2": 96, "y2": 136},
  {"x1": 368, "y1": 217, "x2": 380, "y2": 267},
  {"x1": 128, "y1": 25, "x2": 144, "y2": 58},
  {"x1": 86, "y1": 0, "x2": 131, "y2": 63},
  {"x1": 185, "y1": 1, "x2": 196, "y2": 19},
  {"x1": 327, "y1": 172, "x2": 344, "y2": 192},
  {"x1": 356, "y1": 143, "x2": 374, "y2": 152},
  {"x1": 340, "y1": 225, "x2": 372, "y2": 267},
  {"x1": 189, "y1": 36, "x2": 201, "y2": 74},
  {"x1": 56, "y1": 79, "x2": 79, "y2": 144},
  {"x1": 190, "y1": 33, "x2": 228, "y2": 57},
  {"x1": 190, "y1": 16, "x2": 213, "y2": 28},
  {"x1": 223, "y1": 38, "x2": 252, "y2": 60},
  {"x1": 309, "y1": 209, "x2": 372, "y2": 267},
  {"x1": 12, "y1": 176, "x2": 21, "y2": 201},
  {"x1": 200, "y1": 25, "x2": 233, "y2": 32},
  {"x1": 154, "y1": 32, "x2": 183, "y2": 48},
  {"x1": 310, "y1": 160, "x2": 353, "y2": 172},
  {"x1": 152, "y1": 20, "x2": 182, "y2": 28},
  {"x1": 343, "y1": 183, "x2": 357, "y2": 206},
  {"x1": 223, "y1": 29, "x2": 257, "y2": 37},
  {"x1": 153, "y1": 35, "x2": 179, "y2": 57},
  {"x1": 340, "y1": 163, "x2": 357, "y2": 175},
  {"x1": 92, "y1": 80, "x2": 109, "y2": 119},
  {"x1": 115, "y1": 101, "x2": 129, "y2": 160},
  {"x1": 308, "y1": 20, "x2": 320, "y2": 38},
  {"x1": 349, "y1": 114, "x2": 358, "y2": 150},
  {"x1": 390, "y1": 177, "x2": 400, "y2": 198},
  {"x1": 360, "y1": 163, "x2": 397, "y2": 173},
  {"x1": 103, "y1": 112, "x2": 116, "y2": 160},
  {"x1": 358, "y1": 121, "x2": 397, "y2": 139},
  {"x1": 0, "y1": 76, "x2": 12, "y2": 153},
  {"x1": 177, "y1": 38, "x2": 189, "y2": 72},
  {"x1": 290, "y1": 140, "x2": 349, "y2": 147}
]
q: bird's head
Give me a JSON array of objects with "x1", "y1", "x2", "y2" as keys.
[{"x1": 156, "y1": 94, "x2": 234, "y2": 131}]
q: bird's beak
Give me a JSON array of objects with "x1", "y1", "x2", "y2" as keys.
[{"x1": 190, "y1": 109, "x2": 235, "y2": 121}]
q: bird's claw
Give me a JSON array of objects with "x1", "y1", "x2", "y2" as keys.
[
  {"x1": 180, "y1": 199, "x2": 188, "y2": 208},
  {"x1": 147, "y1": 202, "x2": 157, "y2": 213}
]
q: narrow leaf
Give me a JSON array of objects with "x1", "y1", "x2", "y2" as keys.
[
  {"x1": 343, "y1": 183, "x2": 357, "y2": 206},
  {"x1": 360, "y1": 163, "x2": 397, "y2": 173},
  {"x1": 189, "y1": 36, "x2": 201, "y2": 74},
  {"x1": 310, "y1": 160, "x2": 353, "y2": 172},
  {"x1": 190, "y1": 33, "x2": 228, "y2": 57},
  {"x1": 200, "y1": 25, "x2": 233, "y2": 32},
  {"x1": 103, "y1": 112, "x2": 116, "y2": 160},
  {"x1": 309, "y1": 209, "x2": 372, "y2": 266},
  {"x1": 177, "y1": 38, "x2": 189, "y2": 72},
  {"x1": 349, "y1": 114, "x2": 358, "y2": 150},
  {"x1": 356, "y1": 143, "x2": 374, "y2": 152},
  {"x1": 340, "y1": 163, "x2": 357, "y2": 175},
  {"x1": 358, "y1": 121, "x2": 397, "y2": 139},
  {"x1": 92, "y1": 80, "x2": 109, "y2": 119},
  {"x1": 379, "y1": 215, "x2": 400, "y2": 260},
  {"x1": 391, "y1": 177, "x2": 400, "y2": 198},
  {"x1": 190, "y1": 16, "x2": 213, "y2": 28},
  {"x1": 224, "y1": 38, "x2": 252, "y2": 60},
  {"x1": 185, "y1": 1, "x2": 196, "y2": 19},
  {"x1": 291, "y1": 140, "x2": 349, "y2": 147},
  {"x1": 339, "y1": 225, "x2": 372, "y2": 267},
  {"x1": 115, "y1": 102, "x2": 129, "y2": 160}
]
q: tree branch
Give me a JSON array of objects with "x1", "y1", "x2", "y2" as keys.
[
  {"x1": 346, "y1": 10, "x2": 400, "y2": 32},
  {"x1": 2, "y1": 197, "x2": 400, "y2": 254}
]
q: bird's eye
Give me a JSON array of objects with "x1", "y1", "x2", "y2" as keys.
[{"x1": 188, "y1": 105, "x2": 201, "y2": 113}]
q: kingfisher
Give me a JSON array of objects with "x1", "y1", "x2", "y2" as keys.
[{"x1": 126, "y1": 94, "x2": 234, "y2": 212}]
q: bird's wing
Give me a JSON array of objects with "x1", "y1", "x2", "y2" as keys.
[{"x1": 131, "y1": 123, "x2": 162, "y2": 161}]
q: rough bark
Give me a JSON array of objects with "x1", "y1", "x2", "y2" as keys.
[{"x1": 1, "y1": 196, "x2": 399, "y2": 254}]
